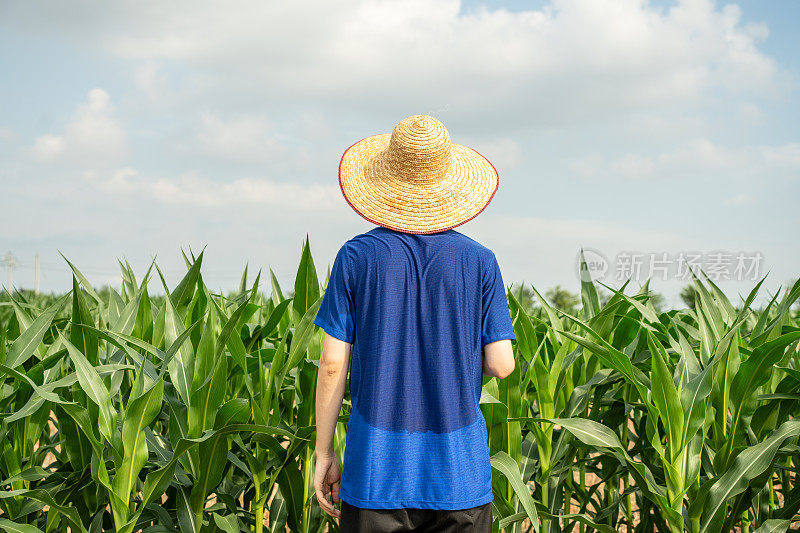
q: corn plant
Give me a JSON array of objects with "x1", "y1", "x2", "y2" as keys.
[
  {"x1": 1, "y1": 243, "x2": 798, "y2": 533},
  {"x1": 0, "y1": 241, "x2": 328, "y2": 532},
  {"x1": 485, "y1": 252, "x2": 800, "y2": 533}
]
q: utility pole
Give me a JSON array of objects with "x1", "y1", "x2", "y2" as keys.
[
  {"x1": 3, "y1": 251, "x2": 16, "y2": 289},
  {"x1": 35, "y1": 252, "x2": 40, "y2": 295}
]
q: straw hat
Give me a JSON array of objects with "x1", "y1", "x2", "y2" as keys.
[{"x1": 338, "y1": 114, "x2": 499, "y2": 235}]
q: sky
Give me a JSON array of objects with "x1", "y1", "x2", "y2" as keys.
[{"x1": 0, "y1": 0, "x2": 798, "y2": 308}]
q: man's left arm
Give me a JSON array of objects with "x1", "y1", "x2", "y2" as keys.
[{"x1": 314, "y1": 332, "x2": 351, "y2": 519}]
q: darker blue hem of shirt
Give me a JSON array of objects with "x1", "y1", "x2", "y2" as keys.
[
  {"x1": 338, "y1": 486, "x2": 495, "y2": 511},
  {"x1": 482, "y1": 330, "x2": 517, "y2": 347}
]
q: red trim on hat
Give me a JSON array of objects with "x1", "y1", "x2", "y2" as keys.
[{"x1": 337, "y1": 137, "x2": 500, "y2": 236}]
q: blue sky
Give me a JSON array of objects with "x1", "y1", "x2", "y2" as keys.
[{"x1": 1, "y1": 0, "x2": 798, "y2": 307}]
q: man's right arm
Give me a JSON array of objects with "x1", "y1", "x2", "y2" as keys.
[{"x1": 483, "y1": 339, "x2": 515, "y2": 379}]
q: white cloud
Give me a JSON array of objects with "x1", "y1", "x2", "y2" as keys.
[
  {"x1": 724, "y1": 193, "x2": 754, "y2": 205},
  {"x1": 296, "y1": 110, "x2": 334, "y2": 141},
  {"x1": 465, "y1": 138, "x2": 522, "y2": 171},
  {"x1": 736, "y1": 102, "x2": 765, "y2": 122},
  {"x1": 0, "y1": 127, "x2": 17, "y2": 143},
  {"x1": 4, "y1": 0, "x2": 789, "y2": 130},
  {"x1": 29, "y1": 88, "x2": 126, "y2": 165},
  {"x1": 575, "y1": 138, "x2": 800, "y2": 180},
  {"x1": 658, "y1": 138, "x2": 744, "y2": 170},
  {"x1": 30, "y1": 134, "x2": 65, "y2": 159},
  {"x1": 568, "y1": 154, "x2": 604, "y2": 180},
  {"x1": 2, "y1": 0, "x2": 796, "y2": 301},
  {"x1": 610, "y1": 153, "x2": 655, "y2": 180},
  {"x1": 87, "y1": 167, "x2": 341, "y2": 210},
  {"x1": 623, "y1": 112, "x2": 709, "y2": 141},
  {"x1": 133, "y1": 61, "x2": 168, "y2": 99},
  {"x1": 196, "y1": 112, "x2": 285, "y2": 162},
  {"x1": 760, "y1": 143, "x2": 800, "y2": 168}
]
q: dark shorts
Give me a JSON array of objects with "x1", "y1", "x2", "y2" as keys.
[{"x1": 339, "y1": 500, "x2": 492, "y2": 533}]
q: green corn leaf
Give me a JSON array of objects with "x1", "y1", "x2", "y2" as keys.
[
  {"x1": 190, "y1": 306, "x2": 215, "y2": 398},
  {"x1": 752, "y1": 279, "x2": 800, "y2": 344},
  {"x1": 507, "y1": 289, "x2": 539, "y2": 364},
  {"x1": 691, "y1": 270, "x2": 725, "y2": 341},
  {"x1": 730, "y1": 332, "x2": 800, "y2": 411},
  {"x1": 700, "y1": 270, "x2": 736, "y2": 325},
  {"x1": 0, "y1": 467, "x2": 51, "y2": 486},
  {"x1": 0, "y1": 518, "x2": 45, "y2": 532},
  {"x1": 6, "y1": 293, "x2": 69, "y2": 369},
  {"x1": 533, "y1": 509, "x2": 617, "y2": 533},
  {"x1": 71, "y1": 275, "x2": 98, "y2": 365},
  {"x1": 532, "y1": 350, "x2": 554, "y2": 419},
  {"x1": 262, "y1": 297, "x2": 293, "y2": 338},
  {"x1": 111, "y1": 282, "x2": 144, "y2": 336},
  {"x1": 578, "y1": 249, "x2": 601, "y2": 319},
  {"x1": 752, "y1": 519, "x2": 791, "y2": 533},
  {"x1": 550, "y1": 417, "x2": 623, "y2": 449},
  {"x1": 530, "y1": 283, "x2": 563, "y2": 344},
  {"x1": 134, "y1": 423, "x2": 297, "y2": 524},
  {"x1": 213, "y1": 296, "x2": 251, "y2": 372},
  {"x1": 276, "y1": 457, "x2": 304, "y2": 533},
  {"x1": 548, "y1": 417, "x2": 674, "y2": 522},
  {"x1": 58, "y1": 402, "x2": 111, "y2": 487},
  {"x1": 190, "y1": 399, "x2": 251, "y2": 518},
  {"x1": 497, "y1": 511, "x2": 529, "y2": 530},
  {"x1": 596, "y1": 280, "x2": 660, "y2": 325},
  {"x1": 163, "y1": 287, "x2": 195, "y2": 406},
  {"x1": 700, "y1": 419, "x2": 800, "y2": 533},
  {"x1": 59, "y1": 251, "x2": 102, "y2": 304},
  {"x1": 172, "y1": 249, "x2": 204, "y2": 310},
  {"x1": 269, "y1": 490, "x2": 289, "y2": 532},
  {"x1": 18, "y1": 488, "x2": 88, "y2": 533},
  {"x1": 107, "y1": 286, "x2": 122, "y2": 326},
  {"x1": 679, "y1": 363, "x2": 713, "y2": 450},
  {"x1": 556, "y1": 326, "x2": 651, "y2": 407},
  {"x1": 57, "y1": 403, "x2": 91, "y2": 471},
  {"x1": 112, "y1": 377, "x2": 164, "y2": 517},
  {"x1": 725, "y1": 331, "x2": 800, "y2": 465},
  {"x1": 293, "y1": 235, "x2": 320, "y2": 318},
  {"x1": 238, "y1": 263, "x2": 249, "y2": 294},
  {"x1": 5, "y1": 292, "x2": 34, "y2": 329},
  {"x1": 120, "y1": 257, "x2": 138, "y2": 298},
  {"x1": 60, "y1": 332, "x2": 118, "y2": 442},
  {"x1": 0, "y1": 363, "x2": 63, "y2": 404},
  {"x1": 177, "y1": 487, "x2": 198, "y2": 533},
  {"x1": 212, "y1": 513, "x2": 239, "y2": 533},
  {"x1": 490, "y1": 451, "x2": 539, "y2": 533},
  {"x1": 647, "y1": 330, "x2": 684, "y2": 460},
  {"x1": 189, "y1": 316, "x2": 227, "y2": 441},
  {"x1": 547, "y1": 340, "x2": 570, "y2": 398},
  {"x1": 281, "y1": 294, "x2": 324, "y2": 379},
  {"x1": 73, "y1": 322, "x2": 165, "y2": 362}
]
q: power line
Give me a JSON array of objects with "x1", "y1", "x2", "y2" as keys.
[{"x1": 2, "y1": 251, "x2": 17, "y2": 289}]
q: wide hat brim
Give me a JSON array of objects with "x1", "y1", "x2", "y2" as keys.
[{"x1": 338, "y1": 133, "x2": 499, "y2": 235}]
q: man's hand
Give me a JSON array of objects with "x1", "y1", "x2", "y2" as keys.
[
  {"x1": 315, "y1": 333, "x2": 349, "y2": 520},
  {"x1": 314, "y1": 452, "x2": 342, "y2": 519}
]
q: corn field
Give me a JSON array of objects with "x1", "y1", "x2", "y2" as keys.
[{"x1": 1, "y1": 241, "x2": 799, "y2": 533}]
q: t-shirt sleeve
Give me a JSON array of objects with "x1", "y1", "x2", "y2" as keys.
[
  {"x1": 313, "y1": 244, "x2": 356, "y2": 344},
  {"x1": 481, "y1": 251, "x2": 517, "y2": 347}
]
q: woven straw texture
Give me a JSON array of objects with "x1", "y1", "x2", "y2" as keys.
[{"x1": 339, "y1": 115, "x2": 499, "y2": 234}]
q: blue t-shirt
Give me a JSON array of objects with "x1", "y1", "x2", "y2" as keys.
[{"x1": 313, "y1": 226, "x2": 516, "y2": 510}]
